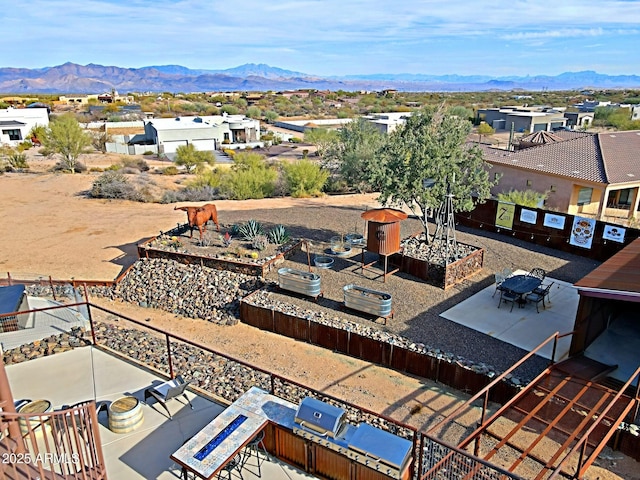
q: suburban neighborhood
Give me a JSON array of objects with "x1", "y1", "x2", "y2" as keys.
[{"x1": 1, "y1": 81, "x2": 640, "y2": 480}]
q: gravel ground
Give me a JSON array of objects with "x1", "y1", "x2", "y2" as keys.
[{"x1": 212, "y1": 204, "x2": 601, "y2": 381}]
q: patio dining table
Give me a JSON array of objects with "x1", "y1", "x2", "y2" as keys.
[{"x1": 500, "y1": 275, "x2": 542, "y2": 306}]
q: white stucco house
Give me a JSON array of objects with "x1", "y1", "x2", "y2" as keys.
[
  {"x1": 142, "y1": 114, "x2": 261, "y2": 155},
  {"x1": 0, "y1": 107, "x2": 49, "y2": 146}
]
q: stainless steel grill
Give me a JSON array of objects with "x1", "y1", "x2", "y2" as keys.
[{"x1": 294, "y1": 397, "x2": 345, "y2": 438}]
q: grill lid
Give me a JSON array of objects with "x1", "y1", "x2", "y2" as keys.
[
  {"x1": 294, "y1": 397, "x2": 346, "y2": 437},
  {"x1": 348, "y1": 423, "x2": 412, "y2": 470}
]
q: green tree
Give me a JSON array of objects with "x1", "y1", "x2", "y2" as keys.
[
  {"x1": 41, "y1": 114, "x2": 92, "y2": 173},
  {"x1": 283, "y1": 159, "x2": 329, "y2": 197},
  {"x1": 263, "y1": 110, "x2": 279, "y2": 124},
  {"x1": 327, "y1": 117, "x2": 386, "y2": 193},
  {"x1": 477, "y1": 121, "x2": 495, "y2": 143},
  {"x1": 246, "y1": 106, "x2": 262, "y2": 119},
  {"x1": 303, "y1": 128, "x2": 338, "y2": 159},
  {"x1": 373, "y1": 105, "x2": 496, "y2": 243},
  {"x1": 174, "y1": 144, "x2": 215, "y2": 173}
]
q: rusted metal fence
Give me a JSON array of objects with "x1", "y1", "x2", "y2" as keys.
[
  {"x1": 0, "y1": 401, "x2": 107, "y2": 480},
  {"x1": 86, "y1": 301, "x2": 527, "y2": 480},
  {"x1": 240, "y1": 299, "x2": 515, "y2": 404},
  {"x1": 456, "y1": 199, "x2": 640, "y2": 262}
]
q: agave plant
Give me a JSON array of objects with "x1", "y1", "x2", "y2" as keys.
[
  {"x1": 238, "y1": 219, "x2": 264, "y2": 240},
  {"x1": 268, "y1": 225, "x2": 290, "y2": 245}
]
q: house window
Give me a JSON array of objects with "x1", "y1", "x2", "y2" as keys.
[
  {"x1": 526, "y1": 180, "x2": 532, "y2": 186},
  {"x1": 550, "y1": 185, "x2": 556, "y2": 192},
  {"x1": 2, "y1": 129, "x2": 22, "y2": 141},
  {"x1": 618, "y1": 188, "x2": 633, "y2": 206},
  {"x1": 577, "y1": 187, "x2": 593, "y2": 206}
]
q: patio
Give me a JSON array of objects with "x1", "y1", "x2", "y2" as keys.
[
  {"x1": 440, "y1": 270, "x2": 579, "y2": 361},
  {"x1": 5, "y1": 346, "x2": 314, "y2": 480}
]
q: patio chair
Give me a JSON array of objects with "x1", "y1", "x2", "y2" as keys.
[
  {"x1": 242, "y1": 430, "x2": 268, "y2": 477},
  {"x1": 144, "y1": 375, "x2": 193, "y2": 420},
  {"x1": 498, "y1": 289, "x2": 520, "y2": 312},
  {"x1": 528, "y1": 268, "x2": 546, "y2": 280},
  {"x1": 526, "y1": 283, "x2": 553, "y2": 313},
  {"x1": 492, "y1": 272, "x2": 507, "y2": 298},
  {"x1": 218, "y1": 453, "x2": 244, "y2": 480},
  {"x1": 502, "y1": 267, "x2": 513, "y2": 278}
]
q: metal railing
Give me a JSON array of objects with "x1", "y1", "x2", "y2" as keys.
[{"x1": 0, "y1": 402, "x2": 106, "y2": 480}]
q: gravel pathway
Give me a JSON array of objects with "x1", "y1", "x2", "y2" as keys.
[{"x1": 214, "y1": 204, "x2": 601, "y2": 381}]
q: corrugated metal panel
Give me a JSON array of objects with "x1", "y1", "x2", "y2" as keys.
[
  {"x1": 314, "y1": 446, "x2": 353, "y2": 480},
  {"x1": 575, "y1": 237, "x2": 640, "y2": 294},
  {"x1": 367, "y1": 221, "x2": 401, "y2": 255},
  {"x1": 274, "y1": 310, "x2": 309, "y2": 341}
]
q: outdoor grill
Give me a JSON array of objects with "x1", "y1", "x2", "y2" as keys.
[
  {"x1": 293, "y1": 397, "x2": 346, "y2": 438},
  {"x1": 292, "y1": 398, "x2": 413, "y2": 479}
]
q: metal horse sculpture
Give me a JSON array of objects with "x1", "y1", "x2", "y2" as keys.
[{"x1": 174, "y1": 204, "x2": 220, "y2": 240}]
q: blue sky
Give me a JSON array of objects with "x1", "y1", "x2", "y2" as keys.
[{"x1": 6, "y1": 0, "x2": 640, "y2": 76}]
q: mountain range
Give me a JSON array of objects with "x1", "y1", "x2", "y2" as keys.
[{"x1": 1, "y1": 62, "x2": 639, "y2": 93}]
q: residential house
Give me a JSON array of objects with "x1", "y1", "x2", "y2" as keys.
[
  {"x1": 476, "y1": 106, "x2": 568, "y2": 133},
  {"x1": 563, "y1": 111, "x2": 594, "y2": 129},
  {"x1": 480, "y1": 130, "x2": 640, "y2": 222},
  {"x1": 143, "y1": 114, "x2": 260, "y2": 155},
  {"x1": 0, "y1": 107, "x2": 49, "y2": 146}
]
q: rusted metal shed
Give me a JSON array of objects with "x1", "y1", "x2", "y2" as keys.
[
  {"x1": 571, "y1": 237, "x2": 640, "y2": 355},
  {"x1": 360, "y1": 208, "x2": 408, "y2": 282}
]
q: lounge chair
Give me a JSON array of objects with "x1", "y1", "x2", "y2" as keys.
[{"x1": 144, "y1": 375, "x2": 193, "y2": 419}]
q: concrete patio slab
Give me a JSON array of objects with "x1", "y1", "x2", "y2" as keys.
[
  {"x1": 5, "y1": 347, "x2": 314, "y2": 480},
  {"x1": 440, "y1": 271, "x2": 579, "y2": 361}
]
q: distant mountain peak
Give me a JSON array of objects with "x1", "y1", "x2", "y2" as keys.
[{"x1": 0, "y1": 63, "x2": 639, "y2": 93}]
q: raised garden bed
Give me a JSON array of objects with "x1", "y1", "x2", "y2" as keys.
[
  {"x1": 390, "y1": 234, "x2": 484, "y2": 290},
  {"x1": 137, "y1": 223, "x2": 302, "y2": 277}
]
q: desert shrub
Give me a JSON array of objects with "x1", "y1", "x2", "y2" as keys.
[
  {"x1": 120, "y1": 157, "x2": 149, "y2": 172},
  {"x1": 162, "y1": 166, "x2": 179, "y2": 175},
  {"x1": 252, "y1": 234, "x2": 269, "y2": 251},
  {"x1": 7, "y1": 151, "x2": 29, "y2": 170},
  {"x1": 238, "y1": 219, "x2": 264, "y2": 241},
  {"x1": 17, "y1": 141, "x2": 33, "y2": 152},
  {"x1": 186, "y1": 169, "x2": 222, "y2": 188},
  {"x1": 290, "y1": 137, "x2": 302, "y2": 143},
  {"x1": 220, "y1": 152, "x2": 277, "y2": 200},
  {"x1": 223, "y1": 149, "x2": 235, "y2": 157},
  {"x1": 143, "y1": 150, "x2": 155, "y2": 156},
  {"x1": 282, "y1": 159, "x2": 329, "y2": 198},
  {"x1": 323, "y1": 178, "x2": 351, "y2": 194},
  {"x1": 268, "y1": 225, "x2": 290, "y2": 245},
  {"x1": 51, "y1": 159, "x2": 87, "y2": 173},
  {"x1": 90, "y1": 171, "x2": 143, "y2": 201},
  {"x1": 221, "y1": 167, "x2": 276, "y2": 200},
  {"x1": 89, "y1": 167, "x2": 104, "y2": 173},
  {"x1": 160, "y1": 186, "x2": 219, "y2": 203}
]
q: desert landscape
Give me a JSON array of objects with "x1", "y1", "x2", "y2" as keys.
[{"x1": 1, "y1": 149, "x2": 637, "y2": 479}]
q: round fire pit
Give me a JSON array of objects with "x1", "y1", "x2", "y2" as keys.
[{"x1": 314, "y1": 256, "x2": 334, "y2": 269}]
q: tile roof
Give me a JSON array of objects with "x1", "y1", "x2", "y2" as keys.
[
  {"x1": 478, "y1": 133, "x2": 607, "y2": 184},
  {"x1": 597, "y1": 131, "x2": 640, "y2": 184}
]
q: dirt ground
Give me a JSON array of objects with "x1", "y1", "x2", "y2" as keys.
[{"x1": 1, "y1": 151, "x2": 638, "y2": 479}]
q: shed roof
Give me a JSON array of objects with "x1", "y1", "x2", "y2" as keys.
[
  {"x1": 361, "y1": 208, "x2": 408, "y2": 223},
  {"x1": 574, "y1": 238, "x2": 640, "y2": 298}
]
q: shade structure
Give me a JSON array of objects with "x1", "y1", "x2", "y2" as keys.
[{"x1": 361, "y1": 208, "x2": 408, "y2": 223}]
